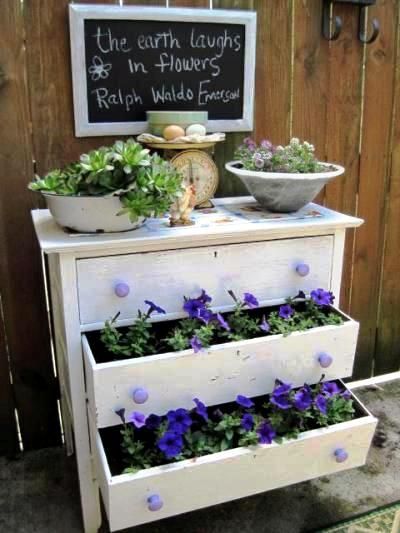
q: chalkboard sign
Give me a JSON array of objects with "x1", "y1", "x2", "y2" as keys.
[{"x1": 69, "y1": 5, "x2": 257, "y2": 137}]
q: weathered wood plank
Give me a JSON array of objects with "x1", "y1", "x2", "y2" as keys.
[
  {"x1": 375, "y1": 2, "x2": 400, "y2": 374},
  {"x1": 292, "y1": 0, "x2": 329, "y2": 205},
  {"x1": 351, "y1": 0, "x2": 398, "y2": 378},
  {"x1": 323, "y1": 3, "x2": 363, "y2": 317},
  {"x1": 25, "y1": 0, "x2": 121, "y2": 176},
  {"x1": 213, "y1": 0, "x2": 254, "y2": 197},
  {"x1": 0, "y1": 0, "x2": 61, "y2": 450},
  {"x1": 169, "y1": 0, "x2": 209, "y2": 6}
]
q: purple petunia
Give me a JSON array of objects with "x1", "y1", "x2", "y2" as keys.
[
  {"x1": 193, "y1": 398, "x2": 208, "y2": 421},
  {"x1": 315, "y1": 394, "x2": 327, "y2": 415},
  {"x1": 243, "y1": 292, "x2": 259, "y2": 309},
  {"x1": 144, "y1": 300, "x2": 166, "y2": 315},
  {"x1": 216, "y1": 313, "x2": 230, "y2": 331},
  {"x1": 257, "y1": 421, "x2": 276, "y2": 444},
  {"x1": 145, "y1": 413, "x2": 162, "y2": 430},
  {"x1": 241, "y1": 413, "x2": 254, "y2": 431},
  {"x1": 198, "y1": 307, "x2": 215, "y2": 325},
  {"x1": 279, "y1": 304, "x2": 295, "y2": 320},
  {"x1": 341, "y1": 389, "x2": 352, "y2": 400},
  {"x1": 190, "y1": 335, "x2": 203, "y2": 353},
  {"x1": 270, "y1": 381, "x2": 292, "y2": 410},
  {"x1": 114, "y1": 408, "x2": 126, "y2": 424},
  {"x1": 157, "y1": 431, "x2": 183, "y2": 458},
  {"x1": 129, "y1": 411, "x2": 147, "y2": 428},
  {"x1": 322, "y1": 382, "x2": 341, "y2": 397},
  {"x1": 183, "y1": 298, "x2": 205, "y2": 318},
  {"x1": 260, "y1": 316, "x2": 270, "y2": 333},
  {"x1": 310, "y1": 288, "x2": 334, "y2": 307},
  {"x1": 197, "y1": 289, "x2": 212, "y2": 305},
  {"x1": 294, "y1": 385, "x2": 313, "y2": 411},
  {"x1": 167, "y1": 408, "x2": 192, "y2": 434},
  {"x1": 236, "y1": 394, "x2": 255, "y2": 409}
]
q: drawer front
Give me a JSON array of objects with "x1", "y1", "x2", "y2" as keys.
[
  {"x1": 83, "y1": 314, "x2": 359, "y2": 429},
  {"x1": 77, "y1": 236, "x2": 333, "y2": 326},
  {"x1": 92, "y1": 393, "x2": 376, "y2": 531}
]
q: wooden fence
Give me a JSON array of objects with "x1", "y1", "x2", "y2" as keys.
[{"x1": 0, "y1": 0, "x2": 399, "y2": 455}]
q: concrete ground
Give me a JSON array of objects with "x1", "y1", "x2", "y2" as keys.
[{"x1": 0, "y1": 380, "x2": 399, "y2": 533}]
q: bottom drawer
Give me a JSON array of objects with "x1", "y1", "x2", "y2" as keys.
[{"x1": 91, "y1": 387, "x2": 377, "y2": 532}]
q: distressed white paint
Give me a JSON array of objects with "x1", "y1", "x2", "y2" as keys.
[
  {"x1": 69, "y1": 6, "x2": 257, "y2": 136},
  {"x1": 31, "y1": 197, "x2": 365, "y2": 533},
  {"x1": 83, "y1": 312, "x2": 359, "y2": 428},
  {"x1": 77, "y1": 235, "x2": 333, "y2": 326},
  {"x1": 31, "y1": 198, "x2": 363, "y2": 256},
  {"x1": 91, "y1": 390, "x2": 376, "y2": 531}
]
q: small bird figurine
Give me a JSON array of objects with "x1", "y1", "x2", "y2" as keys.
[{"x1": 169, "y1": 184, "x2": 196, "y2": 226}]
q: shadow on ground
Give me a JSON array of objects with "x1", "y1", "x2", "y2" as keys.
[{"x1": 0, "y1": 381, "x2": 399, "y2": 533}]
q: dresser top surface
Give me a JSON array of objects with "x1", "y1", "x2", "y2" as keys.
[{"x1": 32, "y1": 196, "x2": 363, "y2": 255}]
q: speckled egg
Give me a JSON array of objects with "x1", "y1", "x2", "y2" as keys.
[
  {"x1": 163, "y1": 125, "x2": 185, "y2": 141},
  {"x1": 185, "y1": 123, "x2": 207, "y2": 136}
]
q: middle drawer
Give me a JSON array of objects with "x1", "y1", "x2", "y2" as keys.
[{"x1": 83, "y1": 308, "x2": 359, "y2": 429}]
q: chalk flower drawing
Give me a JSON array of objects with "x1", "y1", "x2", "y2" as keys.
[{"x1": 88, "y1": 55, "x2": 112, "y2": 81}]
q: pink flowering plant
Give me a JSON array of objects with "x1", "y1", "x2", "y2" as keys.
[
  {"x1": 234, "y1": 137, "x2": 331, "y2": 174},
  {"x1": 100, "y1": 288, "x2": 343, "y2": 360},
  {"x1": 112, "y1": 378, "x2": 355, "y2": 475}
]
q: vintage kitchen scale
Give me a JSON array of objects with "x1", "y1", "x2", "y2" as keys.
[{"x1": 144, "y1": 141, "x2": 222, "y2": 208}]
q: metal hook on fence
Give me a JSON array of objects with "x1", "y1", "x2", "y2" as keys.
[
  {"x1": 322, "y1": 1, "x2": 343, "y2": 41},
  {"x1": 359, "y1": 5, "x2": 379, "y2": 44}
]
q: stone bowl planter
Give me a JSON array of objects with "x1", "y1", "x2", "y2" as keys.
[
  {"x1": 43, "y1": 193, "x2": 145, "y2": 233},
  {"x1": 225, "y1": 161, "x2": 345, "y2": 212}
]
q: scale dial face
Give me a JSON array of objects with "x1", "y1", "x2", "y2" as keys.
[{"x1": 171, "y1": 150, "x2": 218, "y2": 206}]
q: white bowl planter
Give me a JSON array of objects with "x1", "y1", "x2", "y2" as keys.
[
  {"x1": 43, "y1": 193, "x2": 145, "y2": 233},
  {"x1": 225, "y1": 161, "x2": 345, "y2": 212},
  {"x1": 82, "y1": 307, "x2": 359, "y2": 429},
  {"x1": 90, "y1": 385, "x2": 376, "y2": 531}
]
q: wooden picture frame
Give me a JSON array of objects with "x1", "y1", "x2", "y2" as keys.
[{"x1": 69, "y1": 5, "x2": 257, "y2": 137}]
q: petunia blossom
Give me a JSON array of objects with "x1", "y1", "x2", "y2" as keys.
[
  {"x1": 260, "y1": 316, "x2": 270, "y2": 333},
  {"x1": 241, "y1": 413, "x2": 254, "y2": 431},
  {"x1": 279, "y1": 304, "x2": 294, "y2": 320},
  {"x1": 167, "y1": 408, "x2": 192, "y2": 434},
  {"x1": 315, "y1": 394, "x2": 327, "y2": 415},
  {"x1": 243, "y1": 292, "x2": 259, "y2": 309},
  {"x1": 190, "y1": 335, "x2": 203, "y2": 353},
  {"x1": 257, "y1": 421, "x2": 276, "y2": 444},
  {"x1": 157, "y1": 431, "x2": 183, "y2": 458},
  {"x1": 114, "y1": 408, "x2": 126, "y2": 424},
  {"x1": 294, "y1": 385, "x2": 313, "y2": 411},
  {"x1": 310, "y1": 288, "x2": 334, "y2": 307},
  {"x1": 144, "y1": 300, "x2": 166, "y2": 315},
  {"x1": 216, "y1": 313, "x2": 230, "y2": 331},
  {"x1": 236, "y1": 394, "x2": 255, "y2": 409},
  {"x1": 193, "y1": 398, "x2": 208, "y2": 421},
  {"x1": 145, "y1": 413, "x2": 162, "y2": 430},
  {"x1": 271, "y1": 381, "x2": 292, "y2": 410},
  {"x1": 129, "y1": 411, "x2": 147, "y2": 428},
  {"x1": 322, "y1": 381, "x2": 341, "y2": 397}
]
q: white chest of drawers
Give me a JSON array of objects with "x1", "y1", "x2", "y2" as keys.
[{"x1": 32, "y1": 197, "x2": 375, "y2": 533}]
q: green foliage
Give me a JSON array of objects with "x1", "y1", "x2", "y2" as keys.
[
  {"x1": 234, "y1": 137, "x2": 330, "y2": 173},
  {"x1": 28, "y1": 139, "x2": 184, "y2": 222},
  {"x1": 224, "y1": 305, "x2": 260, "y2": 341},
  {"x1": 101, "y1": 311, "x2": 155, "y2": 358}
]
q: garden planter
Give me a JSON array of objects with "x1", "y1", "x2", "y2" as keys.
[
  {"x1": 82, "y1": 306, "x2": 359, "y2": 429},
  {"x1": 43, "y1": 193, "x2": 145, "y2": 233},
  {"x1": 89, "y1": 385, "x2": 376, "y2": 531},
  {"x1": 225, "y1": 161, "x2": 345, "y2": 212}
]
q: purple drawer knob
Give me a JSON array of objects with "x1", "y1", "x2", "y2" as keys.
[
  {"x1": 318, "y1": 352, "x2": 333, "y2": 368},
  {"x1": 334, "y1": 448, "x2": 349, "y2": 463},
  {"x1": 296, "y1": 263, "x2": 310, "y2": 277},
  {"x1": 114, "y1": 282, "x2": 130, "y2": 298},
  {"x1": 147, "y1": 494, "x2": 163, "y2": 511},
  {"x1": 133, "y1": 387, "x2": 149, "y2": 404}
]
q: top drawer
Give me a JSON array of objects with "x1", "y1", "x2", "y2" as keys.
[{"x1": 77, "y1": 235, "x2": 333, "y2": 327}]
